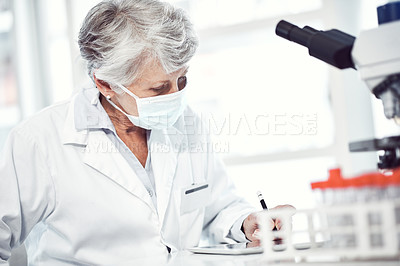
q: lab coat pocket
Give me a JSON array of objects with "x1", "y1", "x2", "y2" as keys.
[{"x1": 180, "y1": 182, "x2": 211, "y2": 215}]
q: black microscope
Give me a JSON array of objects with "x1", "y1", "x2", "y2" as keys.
[{"x1": 275, "y1": 2, "x2": 400, "y2": 170}]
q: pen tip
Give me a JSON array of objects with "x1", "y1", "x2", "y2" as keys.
[{"x1": 256, "y1": 191, "x2": 262, "y2": 196}]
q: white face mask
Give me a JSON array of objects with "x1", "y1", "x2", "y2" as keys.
[{"x1": 106, "y1": 83, "x2": 187, "y2": 130}]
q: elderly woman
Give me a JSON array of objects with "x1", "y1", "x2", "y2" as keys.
[{"x1": 0, "y1": 0, "x2": 288, "y2": 264}]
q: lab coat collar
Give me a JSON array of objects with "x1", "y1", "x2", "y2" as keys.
[
  {"x1": 74, "y1": 87, "x2": 114, "y2": 131},
  {"x1": 62, "y1": 93, "x2": 89, "y2": 146},
  {"x1": 62, "y1": 86, "x2": 113, "y2": 145}
]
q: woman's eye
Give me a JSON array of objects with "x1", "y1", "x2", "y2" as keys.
[
  {"x1": 151, "y1": 84, "x2": 168, "y2": 92},
  {"x1": 177, "y1": 76, "x2": 187, "y2": 91}
]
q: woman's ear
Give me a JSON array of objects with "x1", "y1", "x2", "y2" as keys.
[{"x1": 93, "y1": 73, "x2": 116, "y2": 98}]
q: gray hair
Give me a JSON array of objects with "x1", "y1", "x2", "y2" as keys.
[{"x1": 78, "y1": 0, "x2": 198, "y2": 91}]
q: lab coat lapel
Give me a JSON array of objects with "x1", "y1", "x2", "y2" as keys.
[
  {"x1": 151, "y1": 127, "x2": 184, "y2": 226},
  {"x1": 82, "y1": 130, "x2": 156, "y2": 213}
]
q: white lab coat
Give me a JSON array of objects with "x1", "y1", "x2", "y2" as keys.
[{"x1": 0, "y1": 88, "x2": 255, "y2": 265}]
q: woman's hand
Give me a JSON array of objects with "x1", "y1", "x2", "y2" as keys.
[{"x1": 242, "y1": 204, "x2": 295, "y2": 242}]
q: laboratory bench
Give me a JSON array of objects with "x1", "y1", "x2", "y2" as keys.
[{"x1": 115, "y1": 251, "x2": 399, "y2": 266}]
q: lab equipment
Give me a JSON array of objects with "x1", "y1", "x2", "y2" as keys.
[
  {"x1": 311, "y1": 167, "x2": 400, "y2": 249},
  {"x1": 258, "y1": 200, "x2": 400, "y2": 263},
  {"x1": 275, "y1": 1, "x2": 400, "y2": 170},
  {"x1": 311, "y1": 168, "x2": 400, "y2": 205},
  {"x1": 349, "y1": 136, "x2": 400, "y2": 169},
  {"x1": 258, "y1": 2, "x2": 400, "y2": 262}
]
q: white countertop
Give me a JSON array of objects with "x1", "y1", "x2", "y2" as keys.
[{"x1": 116, "y1": 250, "x2": 399, "y2": 266}]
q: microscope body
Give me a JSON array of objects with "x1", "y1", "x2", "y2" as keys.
[
  {"x1": 352, "y1": 20, "x2": 400, "y2": 121},
  {"x1": 275, "y1": 2, "x2": 400, "y2": 169}
]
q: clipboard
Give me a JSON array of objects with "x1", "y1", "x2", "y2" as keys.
[{"x1": 187, "y1": 243, "x2": 263, "y2": 255}]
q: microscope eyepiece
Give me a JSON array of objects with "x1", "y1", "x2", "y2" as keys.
[
  {"x1": 275, "y1": 20, "x2": 315, "y2": 47},
  {"x1": 275, "y1": 20, "x2": 356, "y2": 69},
  {"x1": 275, "y1": 20, "x2": 296, "y2": 40}
]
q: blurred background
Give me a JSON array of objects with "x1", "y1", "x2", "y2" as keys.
[{"x1": 1, "y1": 0, "x2": 399, "y2": 220}]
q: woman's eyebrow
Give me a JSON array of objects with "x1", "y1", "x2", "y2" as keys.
[
  {"x1": 150, "y1": 82, "x2": 169, "y2": 89},
  {"x1": 149, "y1": 79, "x2": 169, "y2": 88}
]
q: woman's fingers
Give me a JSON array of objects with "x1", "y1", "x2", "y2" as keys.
[
  {"x1": 243, "y1": 212, "x2": 275, "y2": 241},
  {"x1": 244, "y1": 205, "x2": 296, "y2": 241},
  {"x1": 274, "y1": 218, "x2": 282, "y2": 230},
  {"x1": 243, "y1": 213, "x2": 258, "y2": 241},
  {"x1": 271, "y1": 204, "x2": 296, "y2": 230},
  {"x1": 246, "y1": 239, "x2": 261, "y2": 247},
  {"x1": 271, "y1": 204, "x2": 296, "y2": 211}
]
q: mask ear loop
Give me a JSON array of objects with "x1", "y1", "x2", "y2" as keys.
[{"x1": 115, "y1": 83, "x2": 140, "y2": 100}]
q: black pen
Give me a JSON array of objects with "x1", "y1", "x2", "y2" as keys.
[
  {"x1": 257, "y1": 191, "x2": 268, "y2": 210},
  {"x1": 257, "y1": 191, "x2": 278, "y2": 232}
]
